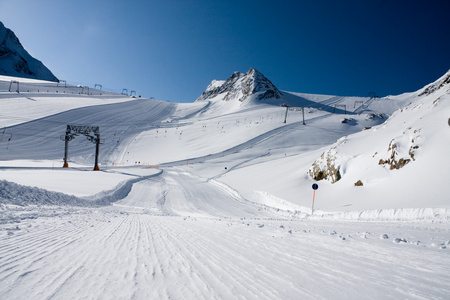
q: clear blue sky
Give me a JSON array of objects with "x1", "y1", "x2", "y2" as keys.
[{"x1": 1, "y1": 0, "x2": 449, "y2": 102}]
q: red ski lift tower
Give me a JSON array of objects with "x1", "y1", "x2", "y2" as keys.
[{"x1": 61, "y1": 124, "x2": 101, "y2": 171}]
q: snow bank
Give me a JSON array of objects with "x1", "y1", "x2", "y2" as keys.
[
  {"x1": 0, "y1": 169, "x2": 163, "y2": 207},
  {"x1": 310, "y1": 207, "x2": 450, "y2": 221}
]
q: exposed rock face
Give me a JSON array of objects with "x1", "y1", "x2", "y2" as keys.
[
  {"x1": 378, "y1": 128, "x2": 420, "y2": 170},
  {"x1": 196, "y1": 68, "x2": 283, "y2": 102},
  {"x1": 308, "y1": 148, "x2": 342, "y2": 183},
  {"x1": 196, "y1": 72, "x2": 242, "y2": 101},
  {"x1": 0, "y1": 21, "x2": 58, "y2": 82},
  {"x1": 418, "y1": 70, "x2": 450, "y2": 96},
  {"x1": 308, "y1": 136, "x2": 348, "y2": 184}
]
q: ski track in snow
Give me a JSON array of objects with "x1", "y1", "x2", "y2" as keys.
[
  {"x1": 1, "y1": 204, "x2": 449, "y2": 299},
  {"x1": 1, "y1": 166, "x2": 449, "y2": 299}
]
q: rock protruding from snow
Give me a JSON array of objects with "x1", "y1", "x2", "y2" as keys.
[
  {"x1": 378, "y1": 128, "x2": 420, "y2": 170},
  {"x1": 418, "y1": 69, "x2": 450, "y2": 96},
  {"x1": 308, "y1": 139, "x2": 345, "y2": 183},
  {"x1": 196, "y1": 68, "x2": 283, "y2": 103},
  {"x1": 0, "y1": 21, "x2": 58, "y2": 82}
]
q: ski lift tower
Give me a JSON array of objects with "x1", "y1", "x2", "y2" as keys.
[
  {"x1": 282, "y1": 104, "x2": 306, "y2": 125},
  {"x1": 61, "y1": 124, "x2": 102, "y2": 171}
]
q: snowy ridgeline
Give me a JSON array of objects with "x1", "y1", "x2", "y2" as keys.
[
  {"x1": 0, "y1": 75, "x2": 120, "y2": 96},
  {"x1": 0, "y1": 21, "x2": 58, "y2": 82}
]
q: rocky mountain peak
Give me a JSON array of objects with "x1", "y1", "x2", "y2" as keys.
[
  {"x1": 0, "y1": 21, "x2": 58, "y2": 82},
  {"x1": 196, "y1": 68, "x2": 283, "y2": 102}
]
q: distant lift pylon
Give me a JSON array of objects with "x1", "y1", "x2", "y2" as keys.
[{"x1": 61, "y1": 124, "x2": 101, "y2": 171}]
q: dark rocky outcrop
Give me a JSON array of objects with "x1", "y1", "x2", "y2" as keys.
[
  {"x1": 196, "y1": 68, "x2": 283, "y2": 103},
  {"x1": 0, "y1": 21, "x2": 58, "y2": 82},
  {"x1": 308, "y1": 149, "x2": 342, "y2": 183}
]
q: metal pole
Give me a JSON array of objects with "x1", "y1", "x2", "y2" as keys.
[
  {"x1": 63, "y1": 138, "x2": 69, "y2": 168},
  {"x1": 284, "y1": 106, "x2": 288, "y2": 123},
  {"x1": 302, "y1": 107, "x2": 305, "y2": 125},
  {"x1": 93, "y1": 138, "x2": 100, "y2": 171},
  {"x1": 63, "y1": 125, "x2": 70, "y2": 168}
]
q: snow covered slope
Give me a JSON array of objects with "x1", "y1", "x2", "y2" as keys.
[
  {"x1": 1, "y1": 70, "x2": 449, "y2": 299},
  {"x1": 0, "y1": 22, "x2": 58, "y2": 82},
  {"x1": 1, "y1": 70, "x2": 448, "y2": 212},
  {"x1": 305, "y1": 70, "x2": 450, "y2": 209},
  {"x1": 215, "y1": 70, "x2": 450, "y2": 213}
]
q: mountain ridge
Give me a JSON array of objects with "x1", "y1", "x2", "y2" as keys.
[
  {"x1": 0, "y1": 21, "x2": 58, "y2": 82},
  {"x1": 196, "y1": 68, "x2": 283, "y2": 103}
]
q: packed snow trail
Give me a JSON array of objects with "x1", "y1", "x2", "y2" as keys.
[
  {"x1": 1, "y1": 167, "x2": 449, "y2": 299},
  {"x1": 115, "y1": 167, "x2": 279, "y2": 218},
  {"x1": 1, "y1": 207, "x2": 449, "y2": 299}
]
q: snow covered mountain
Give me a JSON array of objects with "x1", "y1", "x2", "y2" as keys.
[
  {"x1": 309, "y1": 70, "x2": 450, "y2": 180},
  {"x1": 0, "y1": 70, "x2": 449, "y2": 299},
  {"x1": 1, "y1": 70, "x2": 448, "y2": 211},
  {"x1": 0, "y1": 21, "x2": 58, "y2": 82},
  {"x1": 196, "y1": 68, "x2": 283, "y2": 103}
]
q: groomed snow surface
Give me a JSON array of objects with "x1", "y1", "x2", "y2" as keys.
[{"x1": 1, "y1": 75, "x2": 450, "y2": 299}]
